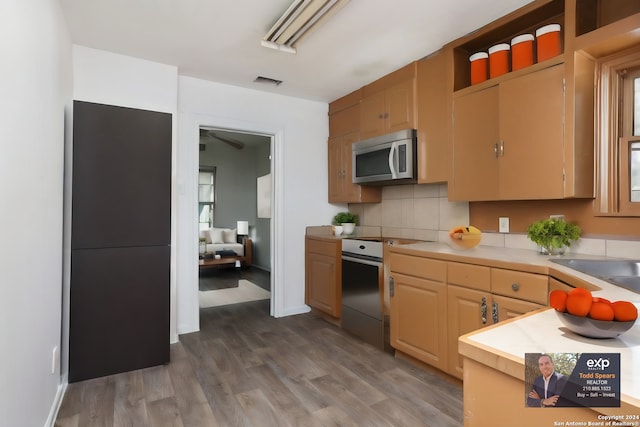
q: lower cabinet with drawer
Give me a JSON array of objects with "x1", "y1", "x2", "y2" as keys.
[
  {"x1": 305, "y1": 236, "x2": 341, "y2": 317},
  {"x1": 389, "y1": 248, "x2": 548, "y2": 379},
  {"x1": 389, "y1": 252, "x2": 448, "y2": 372}
]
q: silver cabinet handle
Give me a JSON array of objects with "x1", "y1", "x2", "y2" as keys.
[
  {"x1": 511, "y1": 283, "x2": 520, "y2": 291},
  {"x1": 389, "y1": 276, "x2": 395, "y2": 297},
  {"x1": 481, "y1": 297, "x2": 487, "y2": 324}
]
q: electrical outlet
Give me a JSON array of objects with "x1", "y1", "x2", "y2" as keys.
[
  {"x1": 550, "y1": 214, "x2": 565, "y2": 221},
  {"x1": 499, "y1": 217, "x2": 509, "y2": 233}
]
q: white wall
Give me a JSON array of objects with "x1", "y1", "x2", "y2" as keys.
[
  {"x1": 177, "y1": 76, "x2": 337, "y2": 333},
  {"x1": 68, "y1": 46, "x2": 179, "y2": 361},
  {"x1": 0, "y1": 0, "x2": 72, "y2": 425}
]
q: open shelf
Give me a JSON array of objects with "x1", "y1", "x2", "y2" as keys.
[
  {"x1": 452, "y1": 0, "x2": 565, "y2": 91},
  {"x1": 576, "y1": 0, "x2": 640, "y2": 36},
  {"x1": 574, "y1": 9, "x2": 640, "y2": 58}
]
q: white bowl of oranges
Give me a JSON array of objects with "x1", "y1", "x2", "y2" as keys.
[{"x1": 550, "y1": 287, "x2": 638, "y2": 339}]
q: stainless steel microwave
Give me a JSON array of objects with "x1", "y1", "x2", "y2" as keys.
[{"x1": 352, "y1": 129, "x2": 417, "y2": 184}]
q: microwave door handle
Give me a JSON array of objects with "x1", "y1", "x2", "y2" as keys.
[{"x1": 388, "y1": 142, "x2": 398, "y2": 178}]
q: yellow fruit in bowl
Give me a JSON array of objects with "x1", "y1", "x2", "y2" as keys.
[{"x1": 448, "y1": 225, "x2": 482, "y2": 249}]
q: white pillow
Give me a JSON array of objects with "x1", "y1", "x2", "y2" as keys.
[
  {"x1": 223, "y1": 228, "x2": 237, "y2": 243},
  {"x1": 210, "y1": 228, "x2": 225, "y2": 244}
]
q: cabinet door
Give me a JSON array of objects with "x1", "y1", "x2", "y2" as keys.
[
  {"x1": 386, "y1": 79, "x2": 415, "y2": 133},
  {"x1": 390, "y1": 272, "x2": 448, "y2": 372},
  {"x1": 360, "y1": 90, "x2": 387, "y2": 139},
  {"x1": 328, "y1": 137, "x2": 344, "y2": 202},
  {"x1": 306, "y1": 252, "x2": 340, "y2": 317},
  {"x1": 417, "y1": 51, "x2": 450, "y2": 184},
  {"x1": 447, "y1": 285, "x2": 492, "y2": 379},
  {"x1": 328, "y1": 133, "x2": 381, "y2": 203},
  {"x1": 451, "y1": 86, "x2": 500, "y2": 201},
  {"x1": 329, "y1": 102, "x2": 360, "y2": 137},
  {"x1": 500, "y1": 65, "x2": 565, "y2": 199},
  {"x1": 492, "y1": 294, "x2": 544, "y2": 322}
]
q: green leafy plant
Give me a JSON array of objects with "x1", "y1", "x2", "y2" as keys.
[
  {"x1": 526, "y1": 218, "x2": 581, "y2": 252},
  {"x1": 332, "y1": 211, "x2": 358, "y2": 225}
]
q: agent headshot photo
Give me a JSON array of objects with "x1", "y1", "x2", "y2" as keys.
[{"x1": 526, "y1": 354, "x2": 568, "y2": 407}]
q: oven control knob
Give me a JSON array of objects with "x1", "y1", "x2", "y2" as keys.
[{"x1": 359, "y1": 245, "x2": 365, "y2": 250}]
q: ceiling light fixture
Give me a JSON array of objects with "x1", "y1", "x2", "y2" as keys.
[{"x1": 262, "y1": 0, "x2": 350, "y2": 54}]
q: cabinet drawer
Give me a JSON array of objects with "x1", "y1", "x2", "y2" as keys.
[
  {"x1": 389, "y1": 253, "x2": 446, "y2": 282},
  {"x1": 306, "y1": 238, "x2": 339, "y2": 257},
  {"x1": 447, "y1": 262, "x2": 490, "y2": 291},
  {"x1": 491, "y1": 269, "x2": 548, "y2": 305}
]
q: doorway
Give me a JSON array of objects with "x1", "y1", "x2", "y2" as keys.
[{"x1": 197, "y1": 127, "x2": 273, "y2": 308}]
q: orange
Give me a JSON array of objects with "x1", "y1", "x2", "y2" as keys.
[
  {"x1": 549, "y1": 290, "x2": 568, "y2": 312},
  {"x1": 589, "y1": 301, "x2": 614, "y2": 321},
  {"x1": 612, "y1": 301, "x2": 638, "y2": 322},
  {"x1": 565, "y1": 287, "x2": 592, "y2": 317},
  {"x1": 592, "y1": 296, "x2": 611, "y2": 304}
]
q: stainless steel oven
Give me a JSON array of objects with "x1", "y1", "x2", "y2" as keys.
[{"x1": 341, "y1": 238, "x2": 391, "y2": 352}]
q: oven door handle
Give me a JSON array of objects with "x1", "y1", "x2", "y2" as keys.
[{"x1": 341, "y1": 255, "x2": 382, "y2": 268}]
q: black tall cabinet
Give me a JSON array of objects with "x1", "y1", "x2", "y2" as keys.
[{"x1": 70, "y1": 101, "x2": 172, "y2": 383}]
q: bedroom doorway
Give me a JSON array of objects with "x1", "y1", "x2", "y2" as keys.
[{"x1": 197, "y1": 127, "x2": 273, "y2": 308}]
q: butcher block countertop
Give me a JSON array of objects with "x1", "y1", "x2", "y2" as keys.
[{"x1": 391, "y1": 241, "x2": 640, "y2": 410}]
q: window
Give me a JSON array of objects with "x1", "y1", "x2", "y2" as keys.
[
  {"x1": 595, "y1": 47, "x2": 640, "y2": 216},
  {"x1": 198, "y1": 167, "x2": 216, "y2": 230}
]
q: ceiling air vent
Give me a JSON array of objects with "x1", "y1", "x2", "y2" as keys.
[
  {"x1": 255, "y1": 76, "x2": 283, "y2": 86},
  {"x1": 262, "y1": 0, "x2": 350, "y2": 54}
]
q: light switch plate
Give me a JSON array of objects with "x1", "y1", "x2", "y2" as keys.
[{"x1": 499, "y1": 217, "x2": 509, "y2": 233}]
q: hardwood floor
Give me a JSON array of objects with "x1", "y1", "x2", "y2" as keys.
[
  {"x1": 55, "y1": 299, "x2": 462, "y2": 426},
  {"x1": 199, "y1": 267, "x2": 271, "y2": 291}
]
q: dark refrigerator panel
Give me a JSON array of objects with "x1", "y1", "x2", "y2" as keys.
[
  {"x1": 71, "y1": 101, "x2": 171, "y2": 249},
  {"x1": 70, "y1": 101, "x2": 171, "y2": 382},
  {"x1": 69, "y1": 246, "x2": 170, "y2": 382}
]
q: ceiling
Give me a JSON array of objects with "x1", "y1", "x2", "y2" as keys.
[{"x1": 60, "y1": 0, "x2": 533, "y2": 103}]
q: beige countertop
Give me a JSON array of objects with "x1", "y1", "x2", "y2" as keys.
[{"x1": 391, "y1": 241, "x2": 640, "y2": 409}]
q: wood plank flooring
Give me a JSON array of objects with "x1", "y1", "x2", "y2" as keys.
[
  {"x1": 199, "y1": 267, "x2": 271, "y2": 291},
  {"x1": 55, "y1": 299, "x2": 462, "y2": 427}
]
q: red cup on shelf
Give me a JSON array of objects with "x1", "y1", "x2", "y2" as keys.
[
  {"x1": 488, "y1": 43, "x2": 510, "y2": 78},
  {"x1": 469, "y1": 52, "x2": 489, "y2": 85},
  {"x1": 536, "y1": 24, "x2": 561, "y2": 62},
  {"x1": 511, "y1": 34, "x2": 534, "y2": 71}
]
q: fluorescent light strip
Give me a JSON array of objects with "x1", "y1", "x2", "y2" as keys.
[{"x1": 262, "y1": 0, "x2": 348, "y2": 53}]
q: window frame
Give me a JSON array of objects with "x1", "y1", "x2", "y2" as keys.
[
  {"x1": 198, "y1": 166, "x2": 216, "y2": 229},
  {"x1": 594, "y1": 46, "x2": 640, "y2": 216}
]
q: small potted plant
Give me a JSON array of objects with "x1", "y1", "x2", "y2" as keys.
[
  {"x1": 333, "y1": 212, "x2": 358, "y2": 235},
  {"x1": 526, "y1": 218, "x2": 581, "y2": 255}
]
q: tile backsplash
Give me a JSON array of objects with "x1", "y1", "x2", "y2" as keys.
[
  {"x1": 349, "y1": 183, "x2": 640, "y2": 259},
  {"x1": 349, "y1": 183, "x2": 469, "y2": 242}
]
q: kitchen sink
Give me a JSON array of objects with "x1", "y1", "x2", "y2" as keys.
[{"x1": 550, "y1": 259, "x2": 640, "y2": 294}]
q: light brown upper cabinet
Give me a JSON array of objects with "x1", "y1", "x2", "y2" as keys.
[
  {"x1": 360, "y1": 62, "x2": 417, "y2": 140},
  {"x1": 328, "y1": 89, "x2": 361, "y2": 138},
  {"x1": 328, "y1": 89, "x2": 381, "y2": 203},
  {"x1": 451, "y1": 65, "x2": 566, "y2": 201},
  {"x1": 328, "y1": 132, "x2": 381, "y2": 203},
  {"x1": 416, "y1": 50, "x2": 452, "y2": 184},
  {"x1": 447, "y1": 0, "x2": 596, "y2": 201}
]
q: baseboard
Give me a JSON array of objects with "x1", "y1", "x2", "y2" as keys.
[
  {"x1": 275, "y1": 304, "x2": 311, "y2": 318},
  {"x1": 251, "y1": 264, "x2": 271, "y2": 273},
  {"x1": 44, "y1": 379, "x2": 67, "y2": 427}
]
